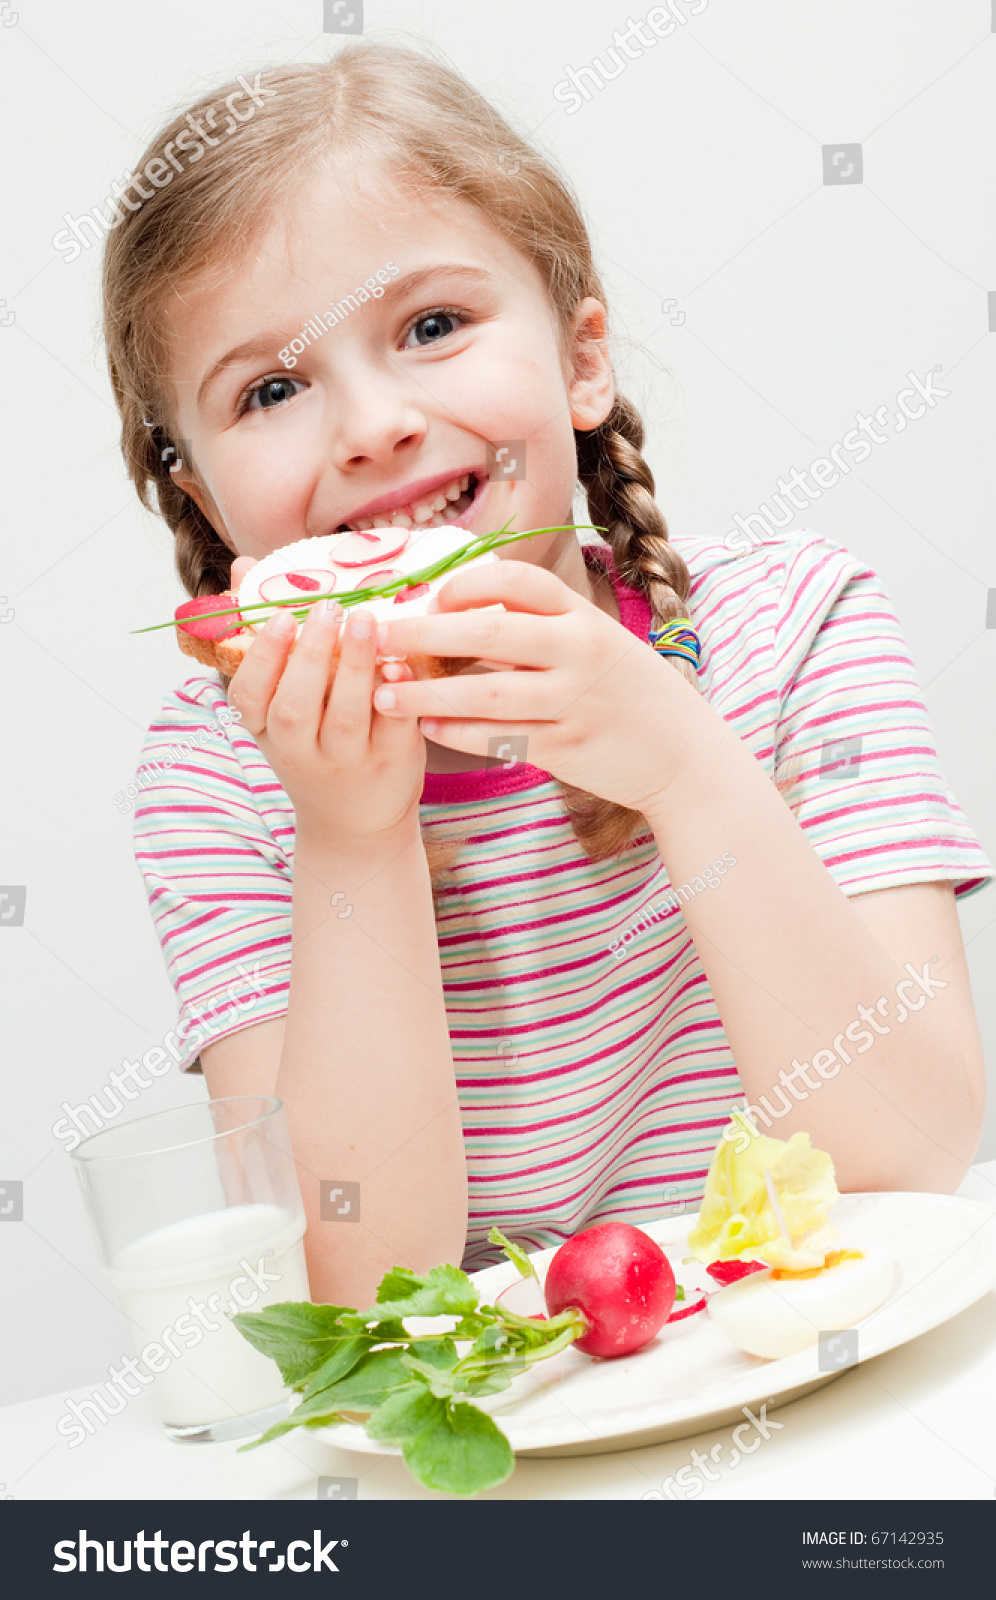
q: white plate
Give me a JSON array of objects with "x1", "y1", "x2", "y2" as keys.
[{"x1": 319, "y1": 1192, "x2": 996, "y2": 1459}]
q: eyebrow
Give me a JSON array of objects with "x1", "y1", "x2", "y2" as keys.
[
  {"x1": 196, "y1": 264, "x2": 497, "y2": 408},
  {"x1": 196, "y1": 335, "x2": 290, "y2": 407}
]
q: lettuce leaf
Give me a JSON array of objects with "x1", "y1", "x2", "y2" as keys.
[{"x1": 686, "y1": 1120, "x2": 839, "y2": 1265}]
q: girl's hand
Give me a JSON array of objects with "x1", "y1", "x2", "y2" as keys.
[
  {"x1": 227, "y1": 593, "x2": 426, "y2": 849},
  {"x1": 371, "y1": 560, "x2": 710, "y2": 818}
]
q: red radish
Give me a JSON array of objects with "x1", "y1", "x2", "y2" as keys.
[
  {"x1": 393, "y1": 582, "x2": 431, "y2": 605},
  {"x1": 705, "y1": 1259, "x2": 768, "y2": 1287},
  {"x1": 360, "y1": 569, "x2": 402, "y2": 586},
  {"x1": 332, "y1": 528, "x2": 412, "y2": 567},
  {"x1": 175, "y1": 595, "x2": 245, "y2": 641},
  {"x1": 544, "y1": 1222, "x2": 676, "y2": 1359},
  {"x1": 284, "y1": 572, "x2": 325, "y2": 591},
  {"x1": 258, "y1": 569, "x2": 336, "y2": 602},
  {"x1": 665, "y1": 1294, "x2": 707, "y2": 1323}
]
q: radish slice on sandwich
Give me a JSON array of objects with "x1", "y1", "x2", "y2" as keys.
[
  {"x1": 332, "y1": 529, "x2": 412, "y2": 567},
  {"x1": 258, "y1": 569, "x2": 336, "y2": 602}
]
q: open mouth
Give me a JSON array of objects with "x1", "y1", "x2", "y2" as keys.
[{"x1": 335, "y1": 472, "x2": 480, "y2": 535}]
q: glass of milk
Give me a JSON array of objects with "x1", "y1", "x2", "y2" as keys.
[{"x1": 70, "y1": 1096, "x2": 311, "y2": 1442}]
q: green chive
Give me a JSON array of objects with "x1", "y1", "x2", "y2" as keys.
[{"x1": 132, "y1": 523, "x2": 607, "y2": 634}]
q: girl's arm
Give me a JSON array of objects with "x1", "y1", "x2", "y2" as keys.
[
  {"x1": 372, "y1": 560, "x2": 986, "y2": 1194},
  {"x1": 640, "y1": 701, "x2": 985, "y2": 1192},
  {"x1": 201, "y1": 828, "x2": 467, "y2": 1310},
  {"x1": 201, "y1": 602, "x2": 467, "y2": 1308}
]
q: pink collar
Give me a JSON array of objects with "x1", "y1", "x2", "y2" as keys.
[{"x1": 420, "y1": 544, "x2": 651, "y2": 804}]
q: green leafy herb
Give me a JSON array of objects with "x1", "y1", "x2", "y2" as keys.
[
  {"x1": 135, "y1": 521, "x2": 607, "y2": 635},
  {"x1": 366, "y1": 1385, "x2": 515, "y2": 1497},
  {"x1": 366, "y1": 1262, "x2": 481, "y2": 1319},
  {"x1": 227, "y1": 1301, "x2": 357, "y2": 1389},
  {"x1": 233, "y1": 1251, "x2": 586, "y2": 1497},
  {"x1": 398, "y1": 1400, "x2": 514, "y2": 1499},
  {"x1": 488, "y1": 1225, "x2": 542, "y2": 1290}
]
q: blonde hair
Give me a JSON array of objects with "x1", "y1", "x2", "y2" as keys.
[{"x1": 102, "y1": 42, "x2": 699, "y2": 879}]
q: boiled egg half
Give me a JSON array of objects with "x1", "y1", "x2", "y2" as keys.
[{"x1": 707, "y1": 1243, "x2": 895, "y2": 1360}]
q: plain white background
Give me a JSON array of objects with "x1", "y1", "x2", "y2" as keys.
[{"x1": 1, "y1": 0, "x2": 993, "y2": 1409}]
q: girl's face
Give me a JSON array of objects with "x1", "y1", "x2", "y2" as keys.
[{"x1": 165, "y1": 160, "x2": 614, "y2": 573}]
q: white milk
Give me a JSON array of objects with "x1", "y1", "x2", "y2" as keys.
[{"x1": 108, "y1": 1203, "x2": 311, "y2": 1428}]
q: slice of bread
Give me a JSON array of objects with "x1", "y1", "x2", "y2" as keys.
[{"x1": 174, "y1": 596, "x2": 474, "y2": 681}]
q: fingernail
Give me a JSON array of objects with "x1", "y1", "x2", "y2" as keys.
[
  {"x1": 375, "y1": 622, "x2": 390, "y2": 652},
  {"x1": 324, "y1": 598, "x2": 342, "y2": 618},
  {"x1": 266, "y1": 609, "x2": 296, "y2": 635},
  {"x1": 374, "y1": 687, "x2": 396, "y2": 712},
  {"x1": 349, "y1": 609, "x2": 373, "y2": 640}
]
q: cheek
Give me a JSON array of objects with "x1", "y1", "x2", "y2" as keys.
[
  {"x1": 215, "y1": 437, "x2": 316, "y2": 557},
  {"x1": 453, "y1": 330, "x2": 566, "y2": 438}
]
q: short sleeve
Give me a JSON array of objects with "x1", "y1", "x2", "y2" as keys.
[
  {"x1": 770, "y1": 537, "x2": 992, "y2": 900},
  {"x1": 131, "y1": 677, "x2": 295, "y2": 1071}
]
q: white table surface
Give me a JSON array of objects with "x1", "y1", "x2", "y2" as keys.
[{"x1": 4, "y1": 1163, "x2": 995, "y2": 1503}]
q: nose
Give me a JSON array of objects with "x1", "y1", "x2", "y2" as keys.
[{"x1": 329, "y1": 366, "x2": 430, "y2": 473}]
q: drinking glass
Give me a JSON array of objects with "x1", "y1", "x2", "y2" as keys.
[{"x1": 70, "y1": 1096, "x2": 310, "y2": 1442}]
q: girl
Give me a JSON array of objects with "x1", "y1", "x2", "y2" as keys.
[{"x1": 105, "y1": 43, "x2": 990, "y2": 1309}]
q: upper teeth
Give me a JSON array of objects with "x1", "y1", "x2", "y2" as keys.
[{"x1": 346, "y1": 474, "x2": 471, "y2": 532}]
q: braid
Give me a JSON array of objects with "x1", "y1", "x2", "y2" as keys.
[
  {"x1": 136, "y1": 418, "x2": 233, "y2": 599},
  {"x1": 576, "y1": 394, "x2": 697, "y2": 689},
  {"x1": 554, "y1": 393, "x2": 700, "y2": 861}
]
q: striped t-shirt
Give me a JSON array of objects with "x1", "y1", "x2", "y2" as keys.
[{"x1": 132, "y1": 529, "x2": 991, "y2": 1270}]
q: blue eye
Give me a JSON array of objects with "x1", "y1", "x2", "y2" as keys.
[
  {"x1": 403, "y1": 309, "x2": 464, "y2": 348},
  {"x1": 242, "y1": 375, "x2": 305, "y2": 414}
]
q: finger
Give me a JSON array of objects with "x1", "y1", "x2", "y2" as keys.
[
  {"x1": 376, "y1": 605, "x2": 560, "y2": 669},
  {"x1": 420, "y1": 717, "x2": 546, "y2": 761},
  {"x1": 265, "y1": 598, "x2": 344, "y2": 747},
  {"x1": 227, "y1": 610, "x2": 298, "y2": 735},
  {"x1": 230, "y1": 555, "x2": 258, "y2": 588},
  {"x1": 372, "y1": 666, "x2": 558, "y2": 725},
  {"x1": 369, "y1": 659, "x2": 421, "y2": 758},
  {"x1": 429, "y1": 558, "x2": 583, "y2": 616},
  {"x1": 319, "y1": 606, "x2": 378, "y2": 752}
]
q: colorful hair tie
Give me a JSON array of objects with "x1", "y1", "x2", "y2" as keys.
[{"x1": 648, "y1": 620, "x2": 701, "y2": 669}]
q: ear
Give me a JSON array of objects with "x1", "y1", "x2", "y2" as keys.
[
  {"x1": 567, "y1": 297, "x2": 615, "y2": 431},
  {"x1": 169, "y1": 458, "x2": 237, "y2": 555}
]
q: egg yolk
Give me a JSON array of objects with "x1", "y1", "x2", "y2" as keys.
[{"x1": 770, "y1": 1248, "x2": 864, "y2": 1281}]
